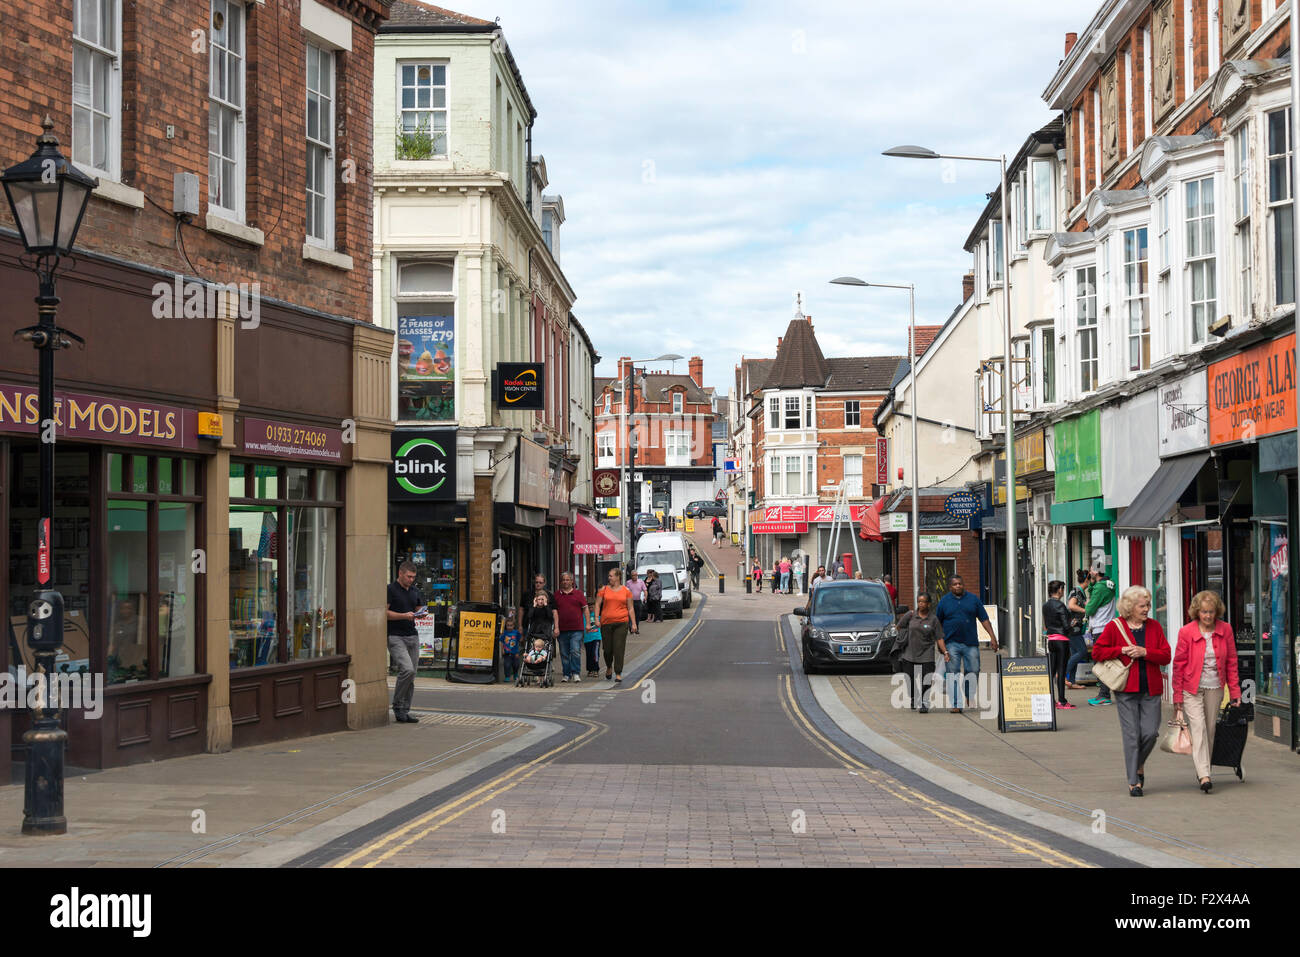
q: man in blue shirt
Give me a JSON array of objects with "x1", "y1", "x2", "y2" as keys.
[{"x1": 934, "y1": 574, "x2": 998, "y2": 713}]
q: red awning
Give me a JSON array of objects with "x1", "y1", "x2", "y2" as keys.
[
  {"x1": 574, "y1": 514, "x2": 622, "y2": 555},
  {"x1": 858, "y1": 497, "x2": 886, "y2": 542}
]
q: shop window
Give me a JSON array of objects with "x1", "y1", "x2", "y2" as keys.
[
  {"x1": 393, "y1": 526, "x2": 461, "y2": 664},
  {"x1": 229, "y1": 462, "x2": 341, "y2": 669},
  {"x1": 1257, "y1": 522, "x2": 1291, "y2": 702},
  {"x1": 104, "y1": 452, "x2": 202, "y2": 684}
]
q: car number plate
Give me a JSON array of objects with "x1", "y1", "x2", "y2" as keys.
[{"x1": 838, "y1": 644, "x2": 874, "y2": 655}]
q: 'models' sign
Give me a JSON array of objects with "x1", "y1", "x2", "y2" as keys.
[
  {"x1": 390, "y1": 430, "x2": 457, "y2": 501},
  {"x1": 0, "y1": 383, "x2": 199, "y2": 450}
]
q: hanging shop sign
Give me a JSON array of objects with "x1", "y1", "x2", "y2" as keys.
[
  {"x1": 517, "y1": 436, "x2": 549, "y2": 509},
  {"x1": 882, "y1": 512, "x2": 909, "y2": 532},
  {"x1": 1053, "y1": 410, "x2": 1102, "y2": 503},
  {"x1": 389, "y1": 429, "x2": 457, "y2": 501},
  {"x1": 593, "y1": 468, "x2": 620, "y2": 498},
  {"x1": 1158, "y1": 369, "x2": 1209, "y2": 456},
  {"x1": 724, "y1": 458, "x2": 738, "y2": 473},
  {"x1": 996, "y1": 656, "x2": 1057, "y2": 733},
  {"x1": 944, "y1": 491, "x2": 983, "y2": 518},
  {"x1": 241, "y1": 416, "x2": 344, "y2": 463},
  {"x1": 1013, "y1": 429, "x2": 1046, "y2": 477},
  {"x1": 397, "y1": 314, "x2": 455, "y2": 421},
  {"x1": 0, "y1": 382, "x2": 200, "y2": 450},
  {"x1": 876, "y1": 436, "x2": 888, "y2": 485},
  {"x1": 1208, "y1": 332, "x2": 1296, "y2": 447},
  {"x1": 495, "y1": 362, "x2": 546, "y2": 410}
]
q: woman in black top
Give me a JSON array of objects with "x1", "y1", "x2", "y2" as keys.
[
  {"x1": 521, "y1": 574, "x2": 558, "y2": 641},
  {"x1": 895, "y1": 593, "x2": 949, "y2": 712},
  {"x1": 644, "y1": 569, "x2": 663, "y2": 622},
  {"x1": 1043, "y1": 580, "x2": 1074, "y2": 708},
  {"x1": 1065, "y1": 569, "x2": 1090, "y2": 690}
]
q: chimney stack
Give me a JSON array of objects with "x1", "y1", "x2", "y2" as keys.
[
  {"x1": 1064, "y1": 32, "x2": 1078, "y2": 56},
  {"x1": 689, "y1": 356, "x2": 704, "y2": 387},
  {"x1": 777, "y1": 336, "x2": 783, "y2": 350},
  {"x1": 962, "y1": 272, "x2": 975, "y2": 303}
]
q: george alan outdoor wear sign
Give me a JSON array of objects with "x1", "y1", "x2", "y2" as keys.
[
  {"x1": 496, "y1": 362, "x2": 546, "y2": 410},
  {"x1": 389, "y1": 429, "x2": 457, "y2": 501},
  {"x1": 1208, "y1": 333, "x2": 1296, "y2": 447}
]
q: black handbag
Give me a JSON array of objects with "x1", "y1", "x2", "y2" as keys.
[{"x1": 1211, "y1": 702, "x2": 1254, "y2": 781}]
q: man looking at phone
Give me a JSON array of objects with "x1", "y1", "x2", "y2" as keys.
[{"x1": 386, "y1": 561, "x2": 425, "y2": 723}]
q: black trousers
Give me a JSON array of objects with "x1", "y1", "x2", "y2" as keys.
[
  {"x1": 899, "y1": 658, "x2": 936, "y2": 709},
  {"x1": 1048, "y1": 639, "x2": 1070, "y2": 703}
]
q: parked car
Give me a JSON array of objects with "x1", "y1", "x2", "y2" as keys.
[
  {"x1": 634, "y1": 530, "x2": 692, "y2": 608},
  {"x1": 793, "y1": 580, "x2": 897, "y2": 674},
  {"x1": 684, "y1": 500, "x2": 726, "y2": 518},
  {"x1": 636, "y1": 564, "x2": 684, "y2": 619},
  {"x1": 633, "y1": 512, "x2": 662, "y2": 534}
]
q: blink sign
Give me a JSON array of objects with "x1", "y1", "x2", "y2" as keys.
[{"x1": 390, "y1": 430, "x2": 457, "y2": 501}]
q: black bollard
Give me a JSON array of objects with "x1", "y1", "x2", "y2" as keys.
[{"x1": 745, "y1": 575, "x2": 752, "y2": 594}]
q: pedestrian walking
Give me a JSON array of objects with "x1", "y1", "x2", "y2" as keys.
[
  {"x1": 1043, "y1": 580, "x2": 1075, "y2": 709},
  {"x1": 752, "y1": 560, "x2": 763, "y2": 592},
  {"x1": 385, "y1": 561, "x2": 424, "y2": 723},
  {"x1": 594, "y1": 568, "x2": 638, "y2": 683},
  {"x1": 520, "y1": 573, "x2": 559, "y2": 645},
  {"x1": 500, "y1": 611, "x2": 523, "y2": 684},
  {"x1": 1085, "y1": 565, "x2": 1119, "y2": 706},
  {"x1": 833, "y1": 559, "x2": 847, "y2": 580},
  {"x1": 583, "y1": 608, "x2": 603, "y2": 677},
  {"x1": 1092, "y1": 585, "x2": 1171, "y2": 797},
  {"x1": 688, "y1": 546, "x2": 704, "y2": 590},
  {"x1": 1172, "y1": 590, "x2": 1242, "y2": 793},
  {"x1": 792, "y1": 555, "x2": 804, "y2": 593},
  {"x1": 626, "y1": 569, "x2": 647, "y2": 624},
  {"x1": 896, "y1": 593, "x2": 948, "y2": 713},
  {"x1": 711, "y1": 516, "x2": 724, "y2": 547},
  {"x1": 934, "y1": 574, "x2": 997, "y2": 712},
  {"x1": 770, "y1": 560, "x2": 780, "y2": 594},
  {"x1": 810, "y1": 565, "x2": 828, "y2": 589},
  {"x1": 883, "y1": 574, "x2": 898, "y2": 605},
  {"x1": 779, "y1": 556, "x2": 792, "y2": 594},
  {"x1": 645, "y1": 568, "x2": 663, "y2": 622},
  {"x1": 1065, "y1": 569, "x2": 1091, "y2": 690},
  {"x1": 554, "y1": 571, "x2": 588, "y2": 683}
]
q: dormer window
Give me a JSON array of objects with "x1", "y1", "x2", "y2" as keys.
[{"x1": 673, "y1": 391, "x2": 683, "y2": 415}]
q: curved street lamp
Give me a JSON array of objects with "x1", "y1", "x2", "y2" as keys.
[{"x1": 2, "y1": 116, "x2": 97, "y2": 836}]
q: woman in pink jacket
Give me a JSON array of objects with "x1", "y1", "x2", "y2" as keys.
[{"x1": 1172, "y1": 591, "x2": 1241, "y2": 793}]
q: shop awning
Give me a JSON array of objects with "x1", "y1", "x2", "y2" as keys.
[
  {"x1": 574, "y1": 514, "x2": 622, "y2": 555},
  {"x1": 1114, "y1": 452, "x2": 1209, "y2": 536}
]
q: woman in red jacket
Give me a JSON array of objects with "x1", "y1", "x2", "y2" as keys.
[
  {"x1": 1172, "y1": 591, "x2": 1241, "y2": 793},
  {"x1": 1091, "y1": 586, "x2": 1171, "y2": 797}
]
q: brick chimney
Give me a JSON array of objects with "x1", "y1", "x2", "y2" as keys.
[
  {"x1": 1064, "y1": 32, "x2": 1078, "y2": 56},
  {"x1": 777, "y1": 337, "x2": 783, "y2": 350},
  {"x1": 689, "y1": 356, "x2": 704, "y2": 387},
  {"x1": 618, "y1": 355, "x2": 632, "y2": 380},
  {"x1": 962, "y1": 271, "x2": 975, "y2": 302}
]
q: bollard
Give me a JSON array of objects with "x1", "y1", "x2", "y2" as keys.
[
  {"x1": 745, "y1": 575, "x2": 752, "y2": 594},
  {"x1": 719, "y1": 573, "x2": 725, "y2": 594}
]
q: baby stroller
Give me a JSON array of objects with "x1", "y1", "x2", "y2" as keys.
[{"x1": 516, "y1": 629, "x2": 555, "y2": 689}]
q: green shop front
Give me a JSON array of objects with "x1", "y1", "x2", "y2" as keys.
[{"x1": 1051, "y1": 410, "x2": 1116, "y2": 583}]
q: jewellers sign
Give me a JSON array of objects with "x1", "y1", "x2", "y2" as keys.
[
  {"x1": 1158, "y1": 369, "x2": 1208, "y2": 457},
  {"x1": 0, "y1": 383, "x2": 199, "y2": 450},
  {"x1": 389, "y1": 429, "x2": 457, "y2": 501}
]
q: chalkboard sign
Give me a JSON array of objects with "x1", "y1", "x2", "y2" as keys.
[{"x1": 996, "y1": 656, "x2": 1057, "y2": 732}]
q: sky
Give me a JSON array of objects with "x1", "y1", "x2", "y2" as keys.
[{"x1": 474, "y1": 0, "x2": 1104, "y2": 392}]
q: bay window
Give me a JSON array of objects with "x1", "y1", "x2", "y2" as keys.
[
  {"x1": 666, "y1": 431, "x2": 690, "y2": 467},
  {"x1": 1267, "y1": 107, "x2": 1294, "y2": 305},
  {"x1": 1040, "y1": 326, "x2": 1056, "y2": 404},
  {"x1": 785, "y1": 455, "x2": 801, "y2": 496},
  {"x1": 1031, "y1": 158, "x2": 1053, "y2": 231},
  {"x1": 806, "y1": 455, "x2": 815, "y2": 498},
  {"x1": 1076, "y1": 266, "x2": 1098, "y2": 393},
  {"x1": 768, "y1": 456, "x2": 781, "y2": 496},
  {"x1": 1233, "y1": 124, "x2": 1252, "y2": 322},
  {"x1": 768, "y1": 396, "x2": 780, "y2": 430},
  {"x1": 989, "y1": 221, "x2": 1004, "y2": 283},
  {"x1": 784, "y1": 395, "x2": 800, "y2": 429},
  {"x1": 1122, "y1": 226, "x2": 1150, "y2": 371},
  {"x1": 1186, "y1": 176, "x2": 1217, "y2": 344}
]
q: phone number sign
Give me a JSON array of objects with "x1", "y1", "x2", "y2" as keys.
[{"x1": 241, "y1": 416, "x2": 345, "y2": 463}]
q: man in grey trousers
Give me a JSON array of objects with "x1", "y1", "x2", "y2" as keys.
[{"x1": 386, "y1": 561, "x2": 424, "y2": 723}]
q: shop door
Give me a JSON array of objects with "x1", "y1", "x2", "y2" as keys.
[
  {"x1": 924, "y1": 559, "x2": 955, "y2": 603},
  {"x1": 1181, "y1": 530, "x2": 1199, "y2": 624}
]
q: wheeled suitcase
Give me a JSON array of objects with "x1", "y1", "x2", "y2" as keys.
[{"x1": 1211, "y1": 702, "x2": 1253, "y2": 781}]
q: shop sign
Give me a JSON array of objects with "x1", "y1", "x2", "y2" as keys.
[
  {"x1": 765, "y1": 505, "x2": 806, "y2": 523},
  {"x1": 389, "y1": 430, "x2": 456, "y2": 501},
  {"x1": 806, "y1": 504, "x2": 869, "y2": 523},
  {"x1": 397, "y1": 314, "x2": 455, "y2": 421},
  {"x1": 496, "y1": 362, "x2": 545, "y2": 410},
  {"x1": 593, "y1": 468, "x2": 620, "y2": 498},
  {"x1": 724, "y1": 459, "x2": 738, "y2": 473},
  {"x1": 997, "y1": 657, "x2": 1056, "y2": 733},
  {"x1": 882, "y1": 512, "x2": 909, "y2": 532},
  {"x1": 1013, "y1": 430, "x2": 1046, "y2": 477},
  {"x1": 517, "y1": 436, "x2": 549, "y2": 509},
  {"x1": 0, "y1": 383, "x2": 199, "y2": 450},
  {"x1": 918, "y1": 534, "x2": 962, "y2": 553},
  {"x1": 751, "y1": 521, "x2": 808, "y2": 534},
  {"x1": 1053, "y1": 410, "x2": 1102, "y2": 503},
  {"x1": 876, "y1": 436, "x2": 888, "y2": 485},
  {"x1": 456, "y1": 607, "x2": 498, "y2": 669},
  {"x1": 242, "y1": 416, "x2": 344, "y2": 463},
  {"x1": 944, "y1": 491, "x2": 982, "y2": 518},
  {"x1": 548, "y1": 464, "x2": 571, "y2": 520},
  {"x1": 1208, "y1": 333, "x2": 1296, "y2": 447},
  {"x1": 1158, "y1": 369, "x2": 1208, "y2": 456}
]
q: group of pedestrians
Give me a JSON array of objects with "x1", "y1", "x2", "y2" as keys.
[{"x1": 895, "y1": 575, "x2": 997, "y2": 714}]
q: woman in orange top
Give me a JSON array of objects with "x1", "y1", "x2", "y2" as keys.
[{"x1": 594, "y1": 568, "x2": 638, "y2": 684}]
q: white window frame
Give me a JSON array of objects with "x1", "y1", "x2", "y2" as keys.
[
  {"x1": 783, "y1": 395, "x2": 801, "y2": 430},
  {"x1": 208, "y1": 0, "x2": 247, "y2": 221},
  {"x1": 988, "y1": 220, "x2": 1004, "y2": 285},
  {"x1": 1122, "y1": 226, "x2": 1150, "y2": 372},
  {"x1": 666, "y1": 431, "x2": 690, "y2": 467},
  {"x1": 1098, "y1": 237, "x2": 1111, "y2": 381},
  {"x1": 784, "y1": 455, "x2": 802, "y2": 496},
  {"x1": 1079, "y1": 104, "x2": 1089, "y2": 204},
  {"x1": 1143, "y1": 27, "x2": 1153, "y2": 139},
  {"x1": 768, "y1": 396, "x2": 780, "y2": 430},
  {"x1": 1209, "y1": 0, "x2": 1220, "y2": 74},
  {"x1": 672, "y1": 391, "x2": 683, "y2": 415},
  {"x1": 768, "y1": 456, "x2": 781, "y2": 496},
  {"x1": 1093, "y1": 86, "x2": 1102, "y2": 189},
  {"x1": 844, "y1": 400, "x2": 860, "y2": 428},
  {"x1": 1266, "y1": 106, "x2": 1294, "y2": 306},
  {"x1": 806, "y1": 454, "x2": 814, "y2": 498},
  {"x1": 597, "y1": 431, "x2": 615, "y2": 465},
  {"x1": 305, "y1": 41, "x2": 335, "y2": 249},
  {"x1": 1031, "y1": 158, "x2": 1054, "y2": 232},
  {"x1": 397, "y1": 61, "x2": 450, "y2": 159},
  {"x1": 1076, "y1": 265, "x2": 1099, "y2": 394},
  {"x1": 842, "y1": 454, "x2": 863, "y2": 498},
  {"x1": 1232, "y1": 121, "x2": 1252, "y2": 322},
  {"x1": 1038, "y1": 325, "x2": 1057, "y2": 405},
  {"x1": 1186, "y1": 176, "x2": 1217, "y2": 344},
  {"x1": 805, "y1": 394, "x2": 814, "y2": 428},
  {"x1": 72, "y1": 0, "x2": 121, "y2": 181}
]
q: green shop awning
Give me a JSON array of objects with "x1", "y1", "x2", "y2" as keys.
[{"x1": 1050, "y1": 496, "x2": 1116, "y2": 526}]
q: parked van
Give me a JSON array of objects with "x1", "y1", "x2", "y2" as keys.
[{"x1": 634, "y1": 531, "x2": 691, "y2": 608}]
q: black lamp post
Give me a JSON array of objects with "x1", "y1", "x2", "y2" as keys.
[{"x1": 2, "y1": 116, "x2": 96, "y2": 835}]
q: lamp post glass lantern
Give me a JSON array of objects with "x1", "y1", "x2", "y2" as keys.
[{"x1": 2, "y1": 117, "x2": 96, "y2": 836}]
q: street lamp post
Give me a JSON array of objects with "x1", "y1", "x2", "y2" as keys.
[
  {"x1": 884, "y1": 145, "x2": 1016, "y2": 655},
  {"x1": 830, "y1": 278, "x2": 918, "y2": 607},
  {"x1": 618, "y1": 354, "x2": 683, "y2": 566},
  {"x1": 2, "y1": 117, "x2": 97, "y2": 835}
]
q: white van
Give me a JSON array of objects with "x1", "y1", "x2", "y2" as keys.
[{"x1": 634, "y1": 531, "x2": 691, "y2": 608}]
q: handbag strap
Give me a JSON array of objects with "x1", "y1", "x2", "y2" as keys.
[{"x1": 1113, "y1": 619, "x2": 1136, "y2": 648}]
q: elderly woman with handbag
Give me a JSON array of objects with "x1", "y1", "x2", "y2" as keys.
[
  {"x1": 1172, "y1": 590, "x2": 1241, "y2": 793},
  {"x1": 1091, "y1": 585, "x2": 1171, "y2": 797}
]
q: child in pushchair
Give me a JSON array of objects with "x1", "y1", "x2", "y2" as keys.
[{"x1": 517, "y1": 636, "x2": 555, "y2": 688}]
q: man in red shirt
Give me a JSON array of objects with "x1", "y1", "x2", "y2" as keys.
[
  {"x1": 883, "y1": 574, "x2": 898, "y2": 604},
  {"x1": 553, "y1": 571, "x2": 589, "y2": 683}
]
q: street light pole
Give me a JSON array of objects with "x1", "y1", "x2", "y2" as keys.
[
  {"x1": 829, "y1": 277, "x2": 918, "y2": 605},
  {"x1": 617, "y1": 354, "x2": 683, "y2": 567},
  {"x1": 882, "y1": 145, "x2": 1017, "y2": 655}
]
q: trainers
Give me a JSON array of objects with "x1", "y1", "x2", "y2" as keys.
[
  {"x1": 573, "y1": 674, "x2": 581, "y2": 683},
  {"x1": 1056, "y1": 702, "x2": 1077, "y2": 710},
  {"x1": 562, "y1": 675, "x2": 570, "y2": 683},
  {"x1": 1087, "y1": 696, "x2": 1113, "y2": 706}
]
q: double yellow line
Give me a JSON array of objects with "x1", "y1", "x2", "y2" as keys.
[
  {"x1": 331, "y1": 714, "x2": 606, "y2": 868},
  {"x1": 775, "y1": 671, "x2": 1090, "y2": 868}
]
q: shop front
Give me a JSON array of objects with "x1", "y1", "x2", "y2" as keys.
[
  {"x1": 495, "y1": 435, "x2": 548, "y2": 610},
  {"x1": 387, "y1": 428, "x2": 464, "y2": 667},
  {"x1": 1051, "y1": 410, "x2": 1115, "y2": 587}
]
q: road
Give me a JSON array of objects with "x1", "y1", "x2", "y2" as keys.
[{"x1": 294, "y1": 591, "x2": 1130, "y2": 867}]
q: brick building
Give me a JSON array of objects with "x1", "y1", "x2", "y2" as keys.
[{"x1": 0, "y1": 0, "x2": 395, "y2": 776}]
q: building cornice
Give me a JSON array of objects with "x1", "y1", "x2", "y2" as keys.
[{"x1": 1042, "y1": 0, "x2": 1150, "y2": 111}]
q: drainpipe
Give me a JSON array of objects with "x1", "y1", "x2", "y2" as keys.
[{"x1": 526, "y1": 121, "x2": 534, "y2": 214}]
